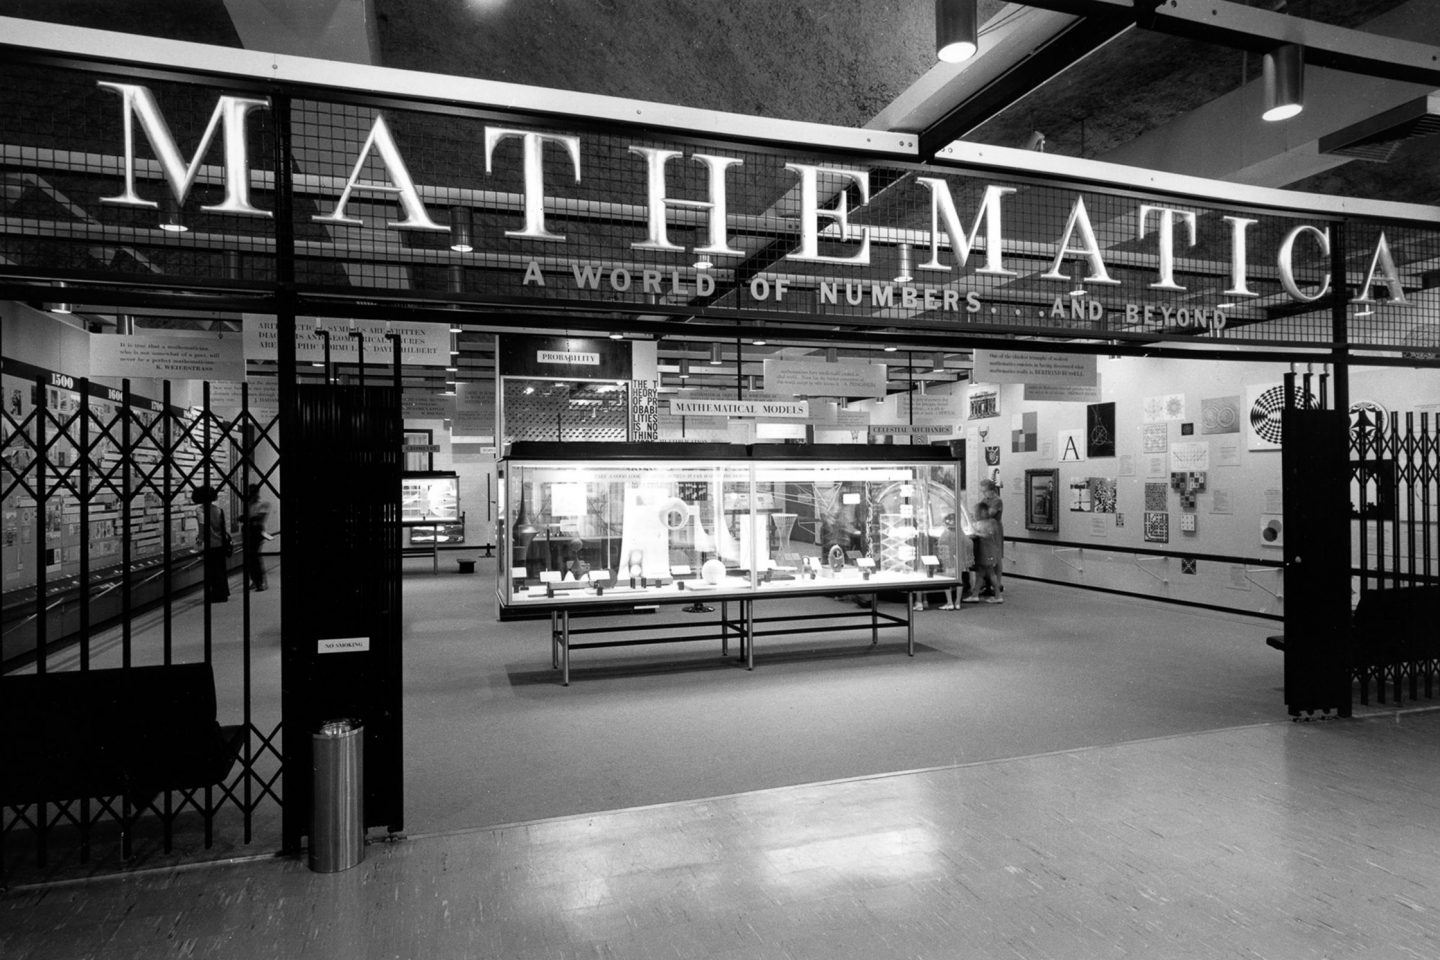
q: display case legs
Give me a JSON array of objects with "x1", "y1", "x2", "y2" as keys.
[
  {"x1": 721, "y1": 600, "x2": 729, "y2": 657},
  {"x1": 562, "y1": 609, "x2": 571, "y2": 686},
  {"x1": 906, "y1": 594, "x2": 915, "y2": 656},
  {"x1": 550, "y1": 611, "x2": 559, "y2": 669},
  {"x1": 871, "y1": 594, "x2": 879, "y2": 646},
  {"x1": 745, "y1": 601, "x2": 754, "y2": 671}
]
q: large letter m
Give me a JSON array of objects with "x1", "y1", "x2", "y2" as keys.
[{"x1": 99, "y1": 82, "x2": 270, "y2": 217}]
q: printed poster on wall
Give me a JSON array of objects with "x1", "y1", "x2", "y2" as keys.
[
  {"x1": 1086, "y1": 402, "x2": 1115, "y2": 458},
  {"x1": 1011, "y1": 411, "x2": 1037, "y2": 452},
  {"x1": 1143, "y1": 393, "x2": 1186, "y2": 423},
  {"x1": 90, "y1": 331, "x2": 245, "y2": 382},
  {"x1": 1169, "y1": 440, "x2": 1210, "y2": 472},
  {"x1": 1142, "y1": 422, "x2": 1168, "y2": 453},
  {"x1": 1200, "y1": 395, "x2": 1242, "y2": 435},
  {"x1": 1246, "y1": 383, "x2": 1317, "y2": 451},
  {"x1": 1057, "y1": 429, "x2": 1085, "y2": 462},
  {"x1": 967, "y1": 385, "x2": 1000, "y2": 420}
]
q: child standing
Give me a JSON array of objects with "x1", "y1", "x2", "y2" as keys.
[{"x1": 969, "y1": 500, "x2": 1003, "y2": 604}]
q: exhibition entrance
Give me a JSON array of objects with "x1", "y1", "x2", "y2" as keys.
[{"x1": 2, "y1": 22, "x2": 1438, "y2": 882}]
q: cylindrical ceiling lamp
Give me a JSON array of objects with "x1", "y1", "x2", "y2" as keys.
[
  {"x1": 894, "y1": 242, "x2": 914, "y2": 283},
  {"x1": 931, "y1": 351, "x2": 945, "y2": 373},
  {"x1": 1262, "y1": 44, "x2": 1304, "y2": 122},
  {"x1": 709, "y1": 342, "x2": 723, "y2": 365},
  {"x1": 160, "y1": 195, "x2": 188, "y2": 233},
  {"x1": 825, "y1": 347, "x2": 839, "y2": 363},
  {"x1": 450, "y1": 205, "x2": 473, "y2": 252},
  {"x1": 936, "y1": 0, "x2": 978, "y2": 63},
  {"x1": 679, "y1": 357, "x2": 691, "y2": 379}
]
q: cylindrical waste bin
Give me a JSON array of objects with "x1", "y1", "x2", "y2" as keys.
[{"x1": 310, "y1": 718, "x2": 364, "y2": 873}]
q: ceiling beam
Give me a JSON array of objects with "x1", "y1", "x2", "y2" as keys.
[
  {"x1": 1017, "y1": 0, "x2": 1440, "y2": 86},
  {"x1": 917, "y1": 12, "x2": 1134, "y2": 158}
]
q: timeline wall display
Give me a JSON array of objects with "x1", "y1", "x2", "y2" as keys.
[{"x1": 0, "y1": 366, "x2": 242, "y2": 594}]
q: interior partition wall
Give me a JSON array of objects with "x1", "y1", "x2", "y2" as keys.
[{"x1": 1, "y1": 19, "x2": 1439, "y2": 870}]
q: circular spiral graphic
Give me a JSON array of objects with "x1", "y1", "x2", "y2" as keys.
[{"x1": 1250, "y1": 386, "x2": 1315, "y2": 446}]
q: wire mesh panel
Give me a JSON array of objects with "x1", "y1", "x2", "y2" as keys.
[
  {"x1": 0, "y1": 53, "x2": 1438, "y2": 357},
  {"x1": 0, "y1": 61, "x2": 277, "y2": 289}
]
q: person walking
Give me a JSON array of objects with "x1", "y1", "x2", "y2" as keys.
[
  {"x1": 244, "y1": 485, "x2": 273, "y2": 591},
  {"x1": 978, "y1": 478, "x2": 1004, "y2": 596},
  {"x1": 192, "y1": 484, "x2": 230, "y2": 603},
  {"x1": 970, "y1": 500, "x2": 1004, "y2": 604}
]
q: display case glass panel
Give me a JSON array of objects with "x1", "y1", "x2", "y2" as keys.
[
  {"x1": 402, "y1": 472, "x2": 459, "y2": 523},
  {"x1": 498, "y1": 444, "x2": 959, "y2": 608}
]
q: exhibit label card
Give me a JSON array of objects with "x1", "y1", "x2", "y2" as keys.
[
  {"x1": 91, "y1": 331, "x2": 245, "y2": 382},
  {"x1": 670, "y1": 398, "x2": 808, "y2": 418},
  {"x1": 762, "y1": 359, "x2": 887, "y2": 398},
  {"x1": 974, "y1": 350, "x2": 1097, "y2": 385}
]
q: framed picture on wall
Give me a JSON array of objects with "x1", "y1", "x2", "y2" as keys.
[{"x1": 1024, "y1": 468, "x2": 1059, "y2": 532}]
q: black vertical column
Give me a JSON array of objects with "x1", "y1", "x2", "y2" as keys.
[
  {"x1": 1281, "y1": 386, "x2": 1352, "y2": 718},
  {"x1": 284, "y1": 385, "x2": 403, "y2": 838}
]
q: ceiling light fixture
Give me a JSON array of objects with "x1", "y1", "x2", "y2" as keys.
[
  {"x1": 1262, "y1": 44, "x2": 1305, "y2": 122},
  {"x1": 935, "y1": 0, "x2": 978, "y2": 63},
  {"x1": 678, "y1": 357, "x2": 691, "y2": 379},
  {"x1": 825, "y1": 347, "x2": 839, "y2": 363},
  {"x1": 752, "y1": 338, "x2": 767, "y2": 347},
  {"x1": 894, "y1": 243, "x2": 914, "y2": 283},
  {"x1": 450, "y1": 205, "x2": 473, "y2": 252},
  {"x1": 609, "y1": 331, "x2": 625, "y2": 340},
  {"x1": 693, "y1": 255, "x2": 713, "y2": 270},
  {"x1": 709, "y1": 343, "x2": 723, "y2": 365},
  {"x1": 931, "y1": 351, "x2": 945, "y2": 374},
  {"x1": 883, "y1": 345, "x2": 898, "y2": 353}
]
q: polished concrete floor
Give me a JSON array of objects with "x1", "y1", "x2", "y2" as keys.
[{"x1": 3, "y1": 708, "x2": 1439, "y2": 959}]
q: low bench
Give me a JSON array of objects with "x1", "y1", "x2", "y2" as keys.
[{"x1": 0, "y1": 662, "x2": 245, "y2": 807}]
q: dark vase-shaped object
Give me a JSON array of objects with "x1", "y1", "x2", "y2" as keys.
[{"x1": 512, "y1": 481, "x2": 538, "y2": 576}]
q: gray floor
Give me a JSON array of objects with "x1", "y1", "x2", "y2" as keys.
[
  {"x1": 4, "y1": 554, "x2": 1301, "y2": 883},
  {"x1": 5, "y1": 707, "x2": 1438, "y2": 959}
]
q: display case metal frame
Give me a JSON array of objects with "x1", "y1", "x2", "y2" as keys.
[{"x1": 498, "y1": 442, "x2": 961, "y2": 683}]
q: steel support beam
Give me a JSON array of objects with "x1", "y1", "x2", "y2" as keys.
[{"x1": 1015, "y1": 0, "x2": 1440, "y2": 87}]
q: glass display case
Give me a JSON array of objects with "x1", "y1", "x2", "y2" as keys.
[
  {"x1": 403, "y1": 472, "x2": 464, "y2": 546},
  {"x1": 497, "y1": 442, "x2": 960, "y2": 610},
  {"x1": 402, "y1": 472, "x2": 459, "y2": 524}
]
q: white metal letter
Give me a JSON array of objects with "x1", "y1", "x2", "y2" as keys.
[
  {"x1": 1355, "y1": 232, "x2": 1409, "y2": 304},
  {"x1": 98, "y1": 82, "x2": 270, "y2": 216},
  {"x1": 1277, "y1": 225, "x2": 1331, "y2": 302},
  {"x1": 485, "y1": 128, "x2": 582, "y2": 241},
  {"x1": 1222, "y1": 216, "x2": 1258, "y2": 297},
  {"x1": 1137, "y1": 205, "x2": 1197, "y2": 291},
  {"x1": 313, "y1": 115, "x2": 444, "y2": 230},
  {"x1": 916, "y1": 180, "x2": 1016, "y2": 276},
  {"x1": 783, "y1": 164, "x2": 871, "y2": 265},
  {"x1": 630, "y1": 148, "x2": 744, "y2": 257},
  {"x1": 1041, "y1": 197, "x2": 1117, "y2": 285}
]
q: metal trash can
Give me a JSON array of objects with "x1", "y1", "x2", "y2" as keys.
[{"x1": 310, "y1": 718, "x2": 364, "y2": 873}]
